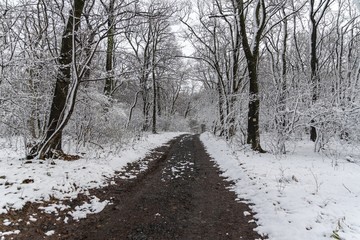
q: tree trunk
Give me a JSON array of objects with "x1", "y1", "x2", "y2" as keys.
[
  {"x1": 151, "y1": 38, "x2": 157, "y2": 134},
  {"x1": 104, "y1": 0, "x2": 115, "y2": 96},
  {"x1": 29, "y1": 0, "x2": 86, "y2": 159},
  {"x1": 279, "y1": 10, "x2": 288, "y2": 153},
  {"x1": 309, "y1": 0, "x2": 331, "y2": 142},
  {"x1": 126, "y1": 91, "x2": 141, "y2": 128},
  {"x1": 142, "y1": 91, "x2": 150, "y2": 131},
  {"x1": 184, "y1": 101, "x2": 191, "y2": 119},
  {"x1": 157, "y1": 83, "x2": 161, "y2": 117},
  {"x1": 236, "y1": 0, "x2": 266, "y2": 153},
  {"x1": 246, "y1": 60, "x2": 265, "y2": 152},
  {"x1": 152, "y1": 74, "x2": 157, "y2": 134},
  {"x1": 310, "y1": 5, "x2": 318, "y2": 142},
  {"x1": 217, "y1": 81, "x2": 225, "y2": 136}
]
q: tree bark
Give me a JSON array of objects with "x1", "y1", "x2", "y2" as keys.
[
  {"x1": 104, "y1": 0, "x2": 115, "y2": 96},
  {"x1": 151, "y1": 24, "x2": 158, "y2": 134},
  {"x1": 217, "y1": 81, "x2": 226, "y2": 137},
  {"x1": 309, "y1": 0, "x2": 331, "y2": 142},
  {"x1": 157, "y1": 83, "x2": 161, "y2": 117},
  {"x1": 246, "y1": 60, "x2": 264, "y2": 152},
  {"x1": 151, "y1": 64, "x2": 157, "y2": 133},
  {"x1": 309, "y1": 0, "x2": 318, "y2": 142},
  {"x1": 29, "y1": 0, "x2": 86, "y2": 158},
  {"x1": 151, "y1": 73, "x2": 157, "y2": 134},
  {"x1": 236, "y1": 0, "x2": 266, "y2": 153},
  {"x1": 126, "y1": 90, "x2": 141, "y2": 128}
]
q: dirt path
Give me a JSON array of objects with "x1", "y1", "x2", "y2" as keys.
[{"x1": 8, "y1": 134, "x2": 264, "y2": 239}]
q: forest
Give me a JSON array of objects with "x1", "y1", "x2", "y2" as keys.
[{"x1": 1, "y1": 0, "x2": 360, "y2": 158}]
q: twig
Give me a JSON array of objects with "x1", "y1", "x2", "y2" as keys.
[{"x1": 342, "y1": 183, "x2": 352, "y2": 194}]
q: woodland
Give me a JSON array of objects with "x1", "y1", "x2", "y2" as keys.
[{"x1": 1, "y1": 0, "x2": 360, "y2": 159}]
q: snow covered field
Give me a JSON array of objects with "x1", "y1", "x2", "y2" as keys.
[
  {"x1": 0, "y1": 132, "x2": 183, "y2": 237},
  {"x1": 200, "y1": 133, "x2": 360, "y2": 240}
]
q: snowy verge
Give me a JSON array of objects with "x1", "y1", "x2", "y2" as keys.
[
  {"x1": 200, "y1": 132, "x2": 360, "y2": 240},
  {"x1": 0, "y1": 132, "x2": 184, "y2": 215}
]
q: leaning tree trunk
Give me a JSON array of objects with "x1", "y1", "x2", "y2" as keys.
[{"x1": 29, "y1": 0, "x2": 85, "y2": 159}]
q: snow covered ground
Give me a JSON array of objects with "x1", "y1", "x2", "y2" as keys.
[
  {"x1": 0, "y1": 132, "x2": 184, "y2": 237},
  {"x1": 2, "y1": 131, "x2": 359, "y2": 239},
  {"x1": 200, "y1": 132, "x2": 360, "y2": 240}
]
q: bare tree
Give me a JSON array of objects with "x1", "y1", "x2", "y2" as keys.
[
  {"x1": 28, "y1": 0, "x2": 86, "y2": 159},
  {"x1": 181, "y1": 0, "x2": 247, "y2": 138},
  {"x1": 235, "y1": 0, "x2": 268, "y2": 152},
  {"x1": 102, "y1": 0, "x2": 116, "y2": 96},
  {"x1": 309, "y1": 0, "x2": 333, "y2": 142},
  {"x1": 125, "y1": 0, "x2": 179, "y2": 132}
]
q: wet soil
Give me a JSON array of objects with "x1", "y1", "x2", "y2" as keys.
[{"x1": 2, "y1": 134, "x2": 265, "y2": 240}]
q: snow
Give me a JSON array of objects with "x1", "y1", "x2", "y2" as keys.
[
  {"x1": 39, "y1": 203, "x2": 70, "y2": 214},
  {"x1": 200, "y1": 132, "x2": 360, "y2": 240},
  {"x1": 0, "y1": 230, "x2": 20, "y2": 239},
  {"x1": 3, "y1": 130, "x2": 358, "y2": 239},
  {"x1": 0, "y1": 132, "x2": 184, "y2": 235},
  {"x1": 28, "y1": 216, "x2": 37, "y2": 222},
  {"x1": 44, "y1": 230, "x2": 55, "y2": 236},
  {"x1": 69, "y1": 196, "x2": 109, "y2": 220},
  {"x1": 2, "y1": 220, "x2": 11, "y2": 226},
  {"x1": 243, "y1": 211, "x2": 251, "y2": 216}
]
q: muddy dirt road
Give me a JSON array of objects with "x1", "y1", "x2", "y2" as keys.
[{"x1": 13, "y1": 134, "x2": 264, "y2": 239}]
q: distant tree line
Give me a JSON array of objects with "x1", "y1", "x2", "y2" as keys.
[{"x1": 1, "y1": 0, "x2": 360, "y2": 158}]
